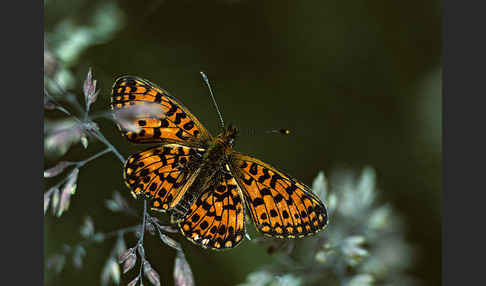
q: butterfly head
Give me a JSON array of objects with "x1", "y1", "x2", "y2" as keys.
[{"x1": 218, "y1": 124, "x2": 239, "y2": 147}]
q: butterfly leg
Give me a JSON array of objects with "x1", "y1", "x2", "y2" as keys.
[{"x1": 170, "y1": 199, "x2": 192, "y2": 223}]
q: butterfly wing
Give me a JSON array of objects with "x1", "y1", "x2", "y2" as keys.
[
  {"x1": 230, "y1": 153, "x2": 328, "y2": 238},
  {"x1": 111, "y1": 76, "x2": 211, "y2": 146},
  {"x1": 179, "y1": 168, "x2": 246, "y2": 250},
  {"x1": 124, "y1": 144, "x2": 206, "y2": 212}
]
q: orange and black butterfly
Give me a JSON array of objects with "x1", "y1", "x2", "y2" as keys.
[{"x1": 111, "y1": 75, "x2": 328, "y2": 250}]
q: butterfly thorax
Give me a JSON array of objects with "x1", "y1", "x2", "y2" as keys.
[
  {"x1": 170, "y1": 126, "x2": 238, "y2": 222},
  {"x1": 204, "y1": 125, "x2": 238, "y2": 158}
]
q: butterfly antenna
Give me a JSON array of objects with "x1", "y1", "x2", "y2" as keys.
[
  {"x1": 266, "y1": 128, "x2": 291, "y2": 135},
  {"x1": 200, "y1": 71, "x2": 225, "y2": 131},
  {"x1": 246, "y1": 128, "x2": 291, "y2": 136}
]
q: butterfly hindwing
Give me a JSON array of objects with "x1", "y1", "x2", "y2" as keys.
[
  {"x1": 124, "y1": 144, "x2": 206, "y2": 212},
  {"x1": 179, "y1": 169, "x2": 246, "y2": 250},
  {"x1": 111, "y1": 76, "x2": 211, "y2": 145},
  {"x1": 230, "y1": 153, "x2": 328, "y2": 238}
]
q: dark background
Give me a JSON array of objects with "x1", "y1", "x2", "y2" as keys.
[{"x1": 44, "y1": 0, "x2": 441, "y2": 285}]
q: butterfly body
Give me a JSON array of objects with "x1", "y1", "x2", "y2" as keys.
[
  {"x1": 169, "y1": 126, "x2": 238, "y2": 222},
  {"x1": 112, "y1": 76, "x2": 328, "y2": 250}
]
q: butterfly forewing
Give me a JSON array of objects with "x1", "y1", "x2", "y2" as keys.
[
  {"x1": 111, "y1": 76, "x2": 211, "y2": 145},
  {"x1": 230, "y1": 153, "x2": 328, "y2": 238},
  {"x1": 179, "y1": 170, "x2": 246, "y2": 250},
  {"x1": 124, "y1": 144, "x2": 206, "y2": 212}
]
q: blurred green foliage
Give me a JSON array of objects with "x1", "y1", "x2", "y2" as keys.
[{"x1": 44, "y1": 0, "x2": 441, "y2": 285}]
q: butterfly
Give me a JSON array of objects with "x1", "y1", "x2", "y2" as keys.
[{"x1": 111, "y1": 75, "x2": 328, "y2": 250}]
